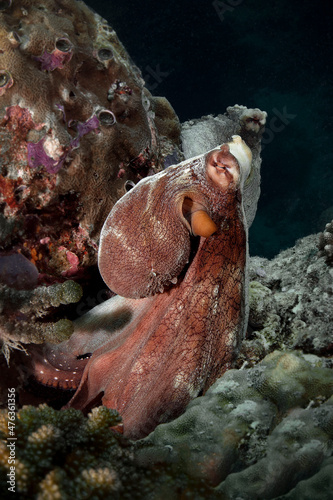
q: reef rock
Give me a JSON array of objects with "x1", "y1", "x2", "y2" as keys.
[
  {"x1": 0, "y1": 0, "x2": 180, "y2": 282},
  {"x1": 245, "y1": 232, "x2": 333, "y2": 359},
  {"x1": 135, "y1": 350, "x2": 333, "y2": 499},
  {"x1": 0, "y1": 0, "x2": 180, "y2": 351},
  {"x1": 318, "y1": 219, "x2": 333, "y2": 266}
]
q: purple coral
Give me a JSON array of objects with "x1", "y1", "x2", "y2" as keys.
[
  {"x1": 70, "y1": 115, "x2": 100, "y2": 149},
  {"x1": 35, "y1": 38, "x2": 73, "y2": 72},
  {"x1": 27, "y1": 116, "x2": 100, "y2": 174},
  {"x1": 27, "y1": 138, "x2": 66, "y2": 174}
]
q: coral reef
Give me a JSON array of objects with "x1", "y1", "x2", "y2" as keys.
[
  {"x1": 0, "y1": 1, "x2": 331, "y2": 498},
  {"x1": 0, "y1": 279, "x2": 82, "y2": 360},
  {"x1": 318, "y1": 220, "x2": 333, "y2": 266},
  {"x1": 0, "y1": 404, "x2": 214, "y2": 499},
  {"x1": 244, "y1": 233, "x2": 333, "y2": 360},
  {"x1": 0, "y1": 0, "x2": 180, "y2": 349},
  {"x1": 135, "y1": 350, "x2": 333, "y2": 499}
]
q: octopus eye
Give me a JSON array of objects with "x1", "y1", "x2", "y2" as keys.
[
  {"x1": 0, "y1": 71, "x2": 10, "y2": 87},
  {"x1": 125, "y1": 180, "x2": 135, "y2": 191},
  {"x1": 97, "y1": 48, "x2": 113, "y2": 61},
  {"x1": 98, "y1": 109, "x2": 116, "y2": 126},
  {"x1": 55, "y1": 38, "x2": 72, "y2": 53}
]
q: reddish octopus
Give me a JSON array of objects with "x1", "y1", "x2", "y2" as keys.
[{"x1": 31, "y1": 135, "x2": 254, "y2": 439}]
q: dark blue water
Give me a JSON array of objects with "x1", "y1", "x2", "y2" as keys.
[{"x1": 87, "y1": 0, "x2": 333, "y2": 258}]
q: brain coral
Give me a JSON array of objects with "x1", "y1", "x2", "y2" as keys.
[
  {"x1": 135, "y1": 350, "x2": 333, "y2": 498},
  {"x1": 0, "y1": 0, "x2": 180, "y2": 281}
]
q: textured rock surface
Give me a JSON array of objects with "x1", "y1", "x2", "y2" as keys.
[
  {"x1": 135, "y1": 351, "x2": 333, "y2": 498},
  {"x1": 0, "y1": 0, "x2": 180, "y2": 279},
  {"x1": 245, "y1": 233, "x2": 333, "y2": 360},
  {"x1": 0, "y1": 0, "x2": 180, "y2": 352},
  {"x1": 318, "y1": 220, "x2": 333, "y2": 266}
]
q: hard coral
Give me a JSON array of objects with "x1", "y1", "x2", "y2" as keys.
[
  {"x1": 0, "y1": 0, "x2": 180, "y2": 354},
  {"x1": 246, "y1": 234, "x2": 333, "y2": 359},
  {"x1": 136, "y1": 351, "x2": 333, "y2": 498},
  {"x1": 0, "y1": 405, "x2": 123, "y2": 498},
  {"x1": 0, "y1": 404, "x2": 215, "y2": 499},
  {"x1": 0, "y1": 0, "x2": 180, "y2": 282},
  {"x1": 318, "y1": 220, "x2": 333, "y2": 266}
]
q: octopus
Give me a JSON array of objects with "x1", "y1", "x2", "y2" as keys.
[{"x1": 29, "y1": 134, "x2": 256, "y2": 439}]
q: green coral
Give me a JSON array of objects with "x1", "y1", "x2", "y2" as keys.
[
  {"x1": 0, "y1": 405, "x2": 124, "y2": 499},
  {"x1": 135, "y1": 351, "x2": 333, "y2": 498},
  {"x1": 1, "y1": 351, "x2": 332, "y2": 499},
  {"x1": 276, "y1": 456, "x2": 333, "y2": 500},
  {"x1": 0, "y1": 280, "x2": 83, "y2": 354},
  {"x1": 0, "y1": 404, "x2": 214, "y2": 499}
]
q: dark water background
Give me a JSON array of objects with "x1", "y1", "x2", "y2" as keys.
[{"x1": 86, "y1": 0, "x2": 333, "y2": 258}]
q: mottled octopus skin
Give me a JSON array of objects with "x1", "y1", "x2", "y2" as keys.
[{"x1": 32, "y1": 137, "x2": 251, "y2": 439}]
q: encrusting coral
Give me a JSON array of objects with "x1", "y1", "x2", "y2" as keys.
[
  {"x1": 244, "y1": 232, "x2": 333, "y2": 360},
  {"x1": 0, "y1": 0, "x2": 180, "y2": 274},
  {"x1": 318, "y1": 219, "x2": 333, "y2": 266},
  {"x1": 0, "y1": 0, "x2": 181, "y2": 351},
  {"x1": 135, "y1": 350, "x2": 333, "y2": 499}
]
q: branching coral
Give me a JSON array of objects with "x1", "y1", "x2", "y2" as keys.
[
  {"x1": 0, "y1": 405, "x2": 123, "y2": 498},
  {"x1": 0, "y1": 404, "x2": 215, "y2": 499},
  {"x1": 0, "y1": 280, "x2": 83, "y2": 360}
]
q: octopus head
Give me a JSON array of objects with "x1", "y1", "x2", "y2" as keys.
[{"x1": 206, "y1": 135, "x2": 252, "y2": 191}]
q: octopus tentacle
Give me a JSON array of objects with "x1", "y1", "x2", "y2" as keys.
[{"x1": 29, "y1": 135, "x2": 257, "y2": 439}]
